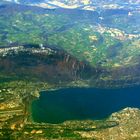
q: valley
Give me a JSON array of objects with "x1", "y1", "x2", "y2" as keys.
[{"x1": 0, "y1": 1, "x2": 140, "y2": 139}]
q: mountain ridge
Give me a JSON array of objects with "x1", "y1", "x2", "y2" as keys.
[{"x1": 2, "y1": 0, "x2": 140, "y2": 9}]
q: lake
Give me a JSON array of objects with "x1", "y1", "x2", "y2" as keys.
[{"x1": 31, "y1": 86, "x2": 140, "y2": 124}]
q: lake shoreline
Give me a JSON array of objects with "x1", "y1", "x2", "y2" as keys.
[{"x1": 31, "y1": 86, "x2": 140, "y2": 124}]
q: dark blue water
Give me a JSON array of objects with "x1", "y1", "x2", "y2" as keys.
[{"x1": 32, "y1": 86, "x2": 140, "y2": 124}]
